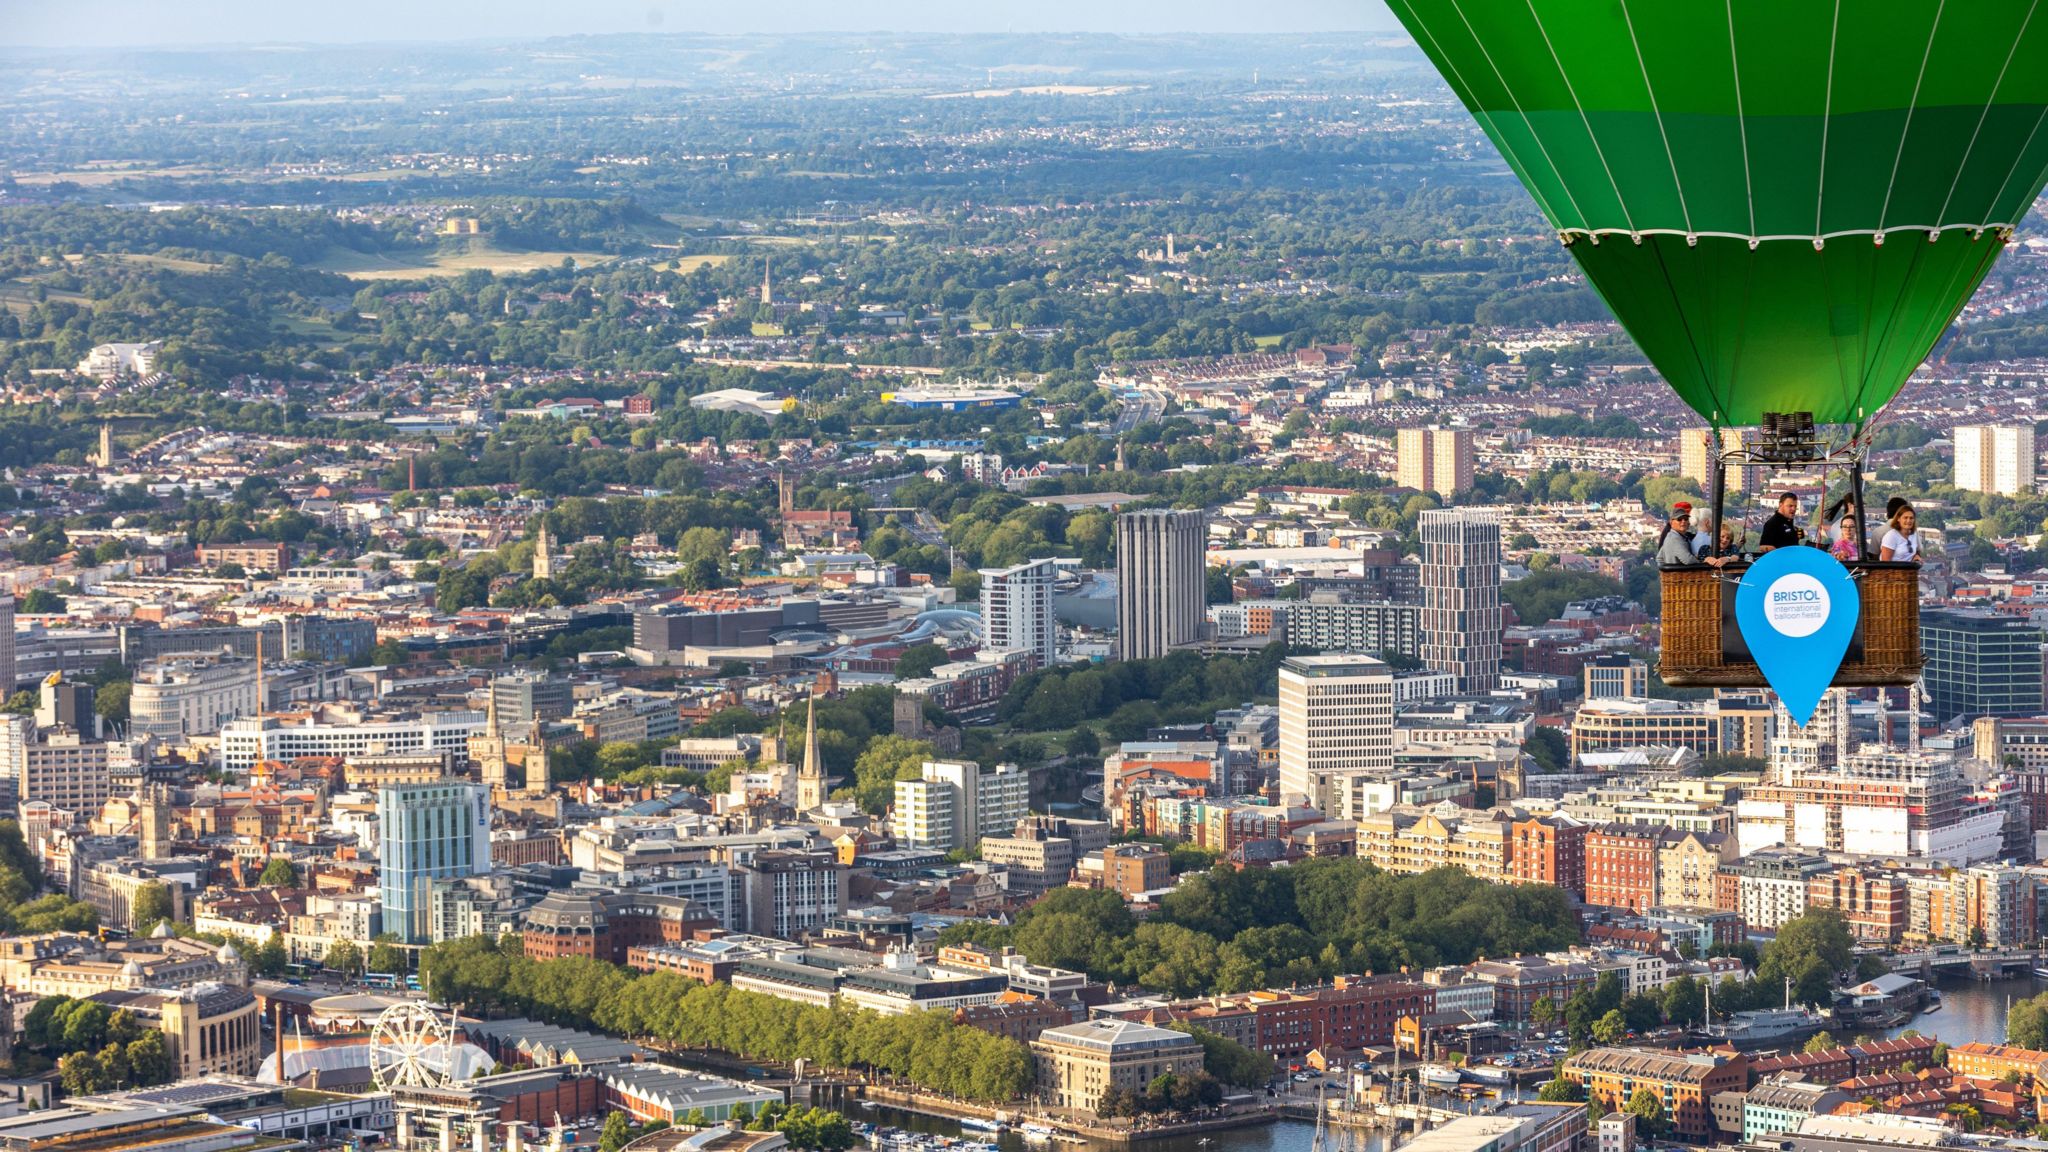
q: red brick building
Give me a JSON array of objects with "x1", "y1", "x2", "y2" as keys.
[
  {"x1": 954, "y1": 994, "x2": 1075, "y2": 1045},
  {"x1": 1510, "y1": 815, "x2": 1586, "y2": 897},
  {"x1": 1806, "y1": 866, "x2": 1909, "y2": 944},
  {"x1": 1248, "y1": 976, "x2": 1436, "y2": 1056},
  {"x1": 1584, "y1": 824, "x2": 1661, "y2": 913},
  {"x1": 522, "y1": 891, "x2": 717, "y2": 963}
]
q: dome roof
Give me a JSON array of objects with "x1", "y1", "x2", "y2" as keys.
[
  {"x1": 150, "y1": 921, "x2": 173, "y2": 939},
  {"x1": 217, "y1": 941, "x2": 241, "y2": 963},
  {"x1": 120, "y1": 959, "x2": 145, "y2": 977}
]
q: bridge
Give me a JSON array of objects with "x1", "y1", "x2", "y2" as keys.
[{"x1": 1887, "y1": 947, "x2": 2043, "y2": 980}]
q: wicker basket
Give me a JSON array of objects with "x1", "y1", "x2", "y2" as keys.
[{"x1": 1657, "y1": 561, "x2": 1923, "y2": 688}]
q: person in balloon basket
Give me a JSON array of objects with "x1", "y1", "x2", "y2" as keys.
[
  {"x1": 1756, "y1": 492, "x2": 1804, "y2": 553},
  {"x1": 1816, "y1": 496, "x2": 1863, "y2": 562},
  {"x1": 1879, "y1": 499, "x2": 1921, "y2": 564},
  {"x1": 1658, "y1": 502, "x2": 1729, "y2": 568}
]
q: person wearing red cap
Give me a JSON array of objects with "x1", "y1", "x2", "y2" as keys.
[{"x1": 1656, "y1": 501, "x2": 1726, "y2": 567}]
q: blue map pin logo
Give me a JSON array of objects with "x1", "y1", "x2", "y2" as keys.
[{"x1": 1734, "y1": 546, "x2": 1861, "y2": 728}]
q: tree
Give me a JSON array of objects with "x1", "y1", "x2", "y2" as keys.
[
  {"x1": 849, "y1": 735, "x2": 935, "y2": 814},
  {"x1": 367, "y1": 933, "x2": 408, "y2": 974},
  {"x1": 325, "y1": 940, "x2": 363, "y2": 976},
  {"x1": 2009, "y1": 994, "x2": 2048, "y2": 1051},
  {"x1": 20, "y1": 589, "x2": 65, "y2": 614},
  {"x1": 125, "y1": 1029, "x2": 176, "y2": 1086},
  {"x1": 1531, "y1": 996, "x2": 1559, "y2": 1030},
  {"x1": 1538, "y1": 1078, "x2": 1585, "y2": 1103},
  {"x1": 1758, "y1": 909, "x2": 1855, "y2": 1006},
  {"x1": 1624, "y1": 1087, "x2": 1665, "y2": 1137},
  {"x1": 130, "y1": 883, "x2": 173, "y2": 936},
  {"x1": 368, "y1": 639, "x2": 410, "y2": 666},
  {"x1": 257, "y1": 857, "x2": 298, "y2": 887},
  {"x1": 1592, "y1": 1010, "x2": 1627, "y2": 1044},
  {"x1": 893, "y1": 644, "x2": 949, "y2": 680},
  {"x1": 599, "y1": 1112, "x2": 633, "y2": 1152},
  {"x1": 11, "y1": 893, "x2": 98, "y2": 934},
  {"x1": 1524, "y1": 728, "x2": 1569, "y2": 773},
  {"x1": 1803, "y1": 1031, "x2": 1840, "y2": 1054},
  {"x1": 1168, "y1": 1023, "x2": 1273, "y2": 1088},
  {"x1": 250, "y1": 936, "x2": 290, "y2": 977},
  {"x1": 1660, "y1": 976, "x2": 1704, "y2": 1028},
  {"x1": 94, "y1": 680, "x2": 131, "y2": 728}
]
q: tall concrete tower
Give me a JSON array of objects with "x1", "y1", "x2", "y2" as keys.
[
  {"x1": 761, "y1": 259, "x2": 774, "y2": 306},
  {"x1": 98, "y1": 425, "x2": 115, "y2": 469},
  {"x1": 1115, "y1": 509, "x2": 1206, "y2": 661}
]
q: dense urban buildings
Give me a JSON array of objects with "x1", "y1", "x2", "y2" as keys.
[{"x1": 12, "y1": 23, "x2": 2048, "y2": 1137}]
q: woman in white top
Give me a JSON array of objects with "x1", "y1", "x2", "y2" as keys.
[{"x1": 1879, "y1": 503, "x2": 1920, "y2": 563}]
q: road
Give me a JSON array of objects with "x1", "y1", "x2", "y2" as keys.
[{"x1": 1112, "y1": 392, "x2": 1166, "y2": 433}]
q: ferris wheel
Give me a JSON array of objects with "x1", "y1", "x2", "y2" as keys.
[{"x1": 369, "y1": 1002, "x2": 458, "y2": 1092}]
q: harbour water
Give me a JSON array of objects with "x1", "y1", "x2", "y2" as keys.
[{"x1": 1865, "y1": 970, "x2": 2042, "y2": 1047}]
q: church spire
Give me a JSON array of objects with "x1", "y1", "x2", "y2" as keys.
[
  {"x1": 796, "y1": 694, "x2": 825, "y2": 812},
  {"x1": 802, "y1": 695, "x2": 821, "y2": 778}
]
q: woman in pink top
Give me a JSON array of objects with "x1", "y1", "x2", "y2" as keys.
[{"x1": 1835, "y1": 504, "x2": 1867, "y2": 557}]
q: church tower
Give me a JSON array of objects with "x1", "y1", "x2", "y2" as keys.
[
  {"x1": 532, "y1": 520, "x2": 554, "y2": 582},
  {"x1": 795, "y1": 695, "x2": 826, "y2": 812},
  {"x1": 473, "y1": 684, "x2": 510, "y2": 793},
  {"x1": 139, "y1": 783, "x2": 172, "y2": 861}
]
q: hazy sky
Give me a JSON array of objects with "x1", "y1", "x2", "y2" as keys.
[{"x1": 3, "y1": 0, "x2": 1402, "y2": 47}]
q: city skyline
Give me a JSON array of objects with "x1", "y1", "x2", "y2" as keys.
[{"x1": 5, "y1": 1, "x2": 1403, "y2": 48}]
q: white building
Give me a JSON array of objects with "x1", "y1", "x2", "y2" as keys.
[
  {"x1": 219, "y1": 707, "x2": 483, "y2": 772},
  {"x1": 129, "y1": 654, "x2": 259, "y2": 739},
  {"x1": 1954, "y1": 424, "x2": 2037, "y2": 495},
  {"x1": 891, "y1": 759, "x2": 1029, "y2": 852},
  {"x1": 75, "y1": 341, "x2": 161, "y2": 381},
  {"x1": 1277, "y1": 654, "x2": 1393, "y2": 820},
  {"x1": 892, "y1": 777, "x2": 957, "y2": 852},
  {"x1": 980, "y1": 558, "x2": 1059, "y2": 668}
]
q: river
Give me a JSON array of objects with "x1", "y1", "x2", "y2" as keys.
[{"x1": 856, "y1": 974, "x2": 2036, "y2": 1152}]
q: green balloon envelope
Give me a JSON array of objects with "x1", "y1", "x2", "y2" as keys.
[{"x1": 1384, "y1": 0, "x2": 2048, "y2": 428}]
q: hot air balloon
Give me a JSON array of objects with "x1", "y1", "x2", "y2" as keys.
[{"x1": 1384, "y1": 0, "x2": 2048, "y2": 687}]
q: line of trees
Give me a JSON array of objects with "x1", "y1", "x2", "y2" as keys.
[{"x1": 420, "y1": 936, "x2": 1032, "y2": 1103}]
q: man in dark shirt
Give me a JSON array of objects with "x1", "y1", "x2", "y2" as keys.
[{"x1": 1758, "y1": 492, "x2": 1803, "y2": 552}]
